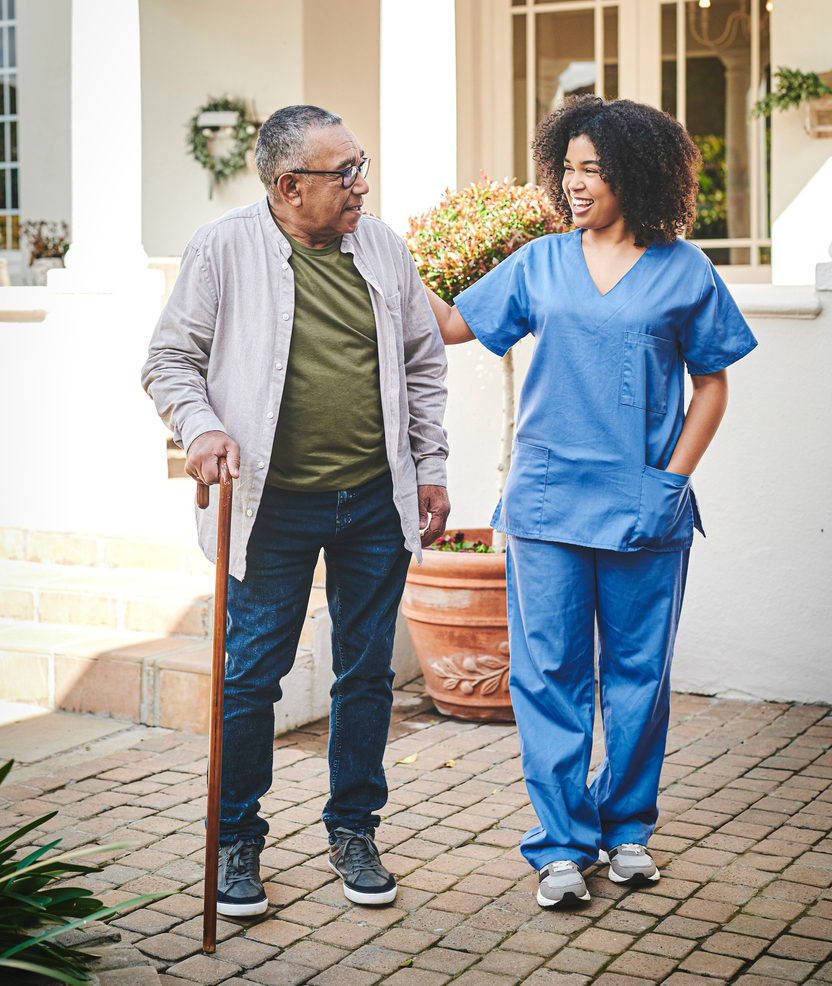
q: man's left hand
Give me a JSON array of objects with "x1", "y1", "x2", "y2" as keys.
[{"x1": 418, "y1": 485, "x2": 451, "y2": 547}]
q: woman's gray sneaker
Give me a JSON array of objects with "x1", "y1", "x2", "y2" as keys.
[
  {"x1": 217, "y1": 840, "x2": 268, "y2": 916},
  {"x1": 328, "y1": 827, "x2": 397, "y2": 905},
  {"x1": 537, "y1": 860, "x2": 591, "y2": 906},
  {"x1": 599, "y1": 844, "x2": 660, "y2": 884}
]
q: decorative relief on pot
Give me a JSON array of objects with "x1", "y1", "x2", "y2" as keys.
[{"x1": 430, "y1": 642, "x2": 510, "y2": 697}]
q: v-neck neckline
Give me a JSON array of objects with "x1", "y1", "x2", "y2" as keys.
[{"x1": 577, "y1": 229, "x2": 651, "y2": 299}]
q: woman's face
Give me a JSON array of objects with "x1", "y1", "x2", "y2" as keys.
[{"x1": 562, "y1": 134, "x2": 624, "y2": 233}]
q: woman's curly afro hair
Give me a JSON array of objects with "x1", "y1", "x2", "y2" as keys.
[{"x1": 532, "y1": 95, "x2": 701, "y2": 247}]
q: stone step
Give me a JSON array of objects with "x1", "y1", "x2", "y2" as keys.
[
  {"x1": 1, "y1": 524, "x2": 214, "y2": 575},
  {"x1": 0, "y1": 559, "x2": 216, "y2": 637},
  {"x1": 0, "y1": 618, "x2": 323, "y2": 735}
]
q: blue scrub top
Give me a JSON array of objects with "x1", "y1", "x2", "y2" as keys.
[{"x1": 454, "y1": 230, "x2": 758, "y2": 552}]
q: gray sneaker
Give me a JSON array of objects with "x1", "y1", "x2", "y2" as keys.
[
  {"x1": 217, "y1": 840, "x2": 268, "y2": 917},
  {"x1": 537, "y1": 860, "x2": 590, "y2": 907},
  {"x1": 328, "y1": 827, "x2": 397, "y2": 905},
  {"x1": 599, "y1": 844, "x2": 660, "y2": 884}
]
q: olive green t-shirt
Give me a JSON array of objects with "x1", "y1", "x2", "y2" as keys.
[{"x1": 267, "y1": 227, "x2": 388, "y2": 491}]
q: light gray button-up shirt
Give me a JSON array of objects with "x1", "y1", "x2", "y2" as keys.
[{"x1": 142, "y1": 198, "x2": 448, "y2": 580}]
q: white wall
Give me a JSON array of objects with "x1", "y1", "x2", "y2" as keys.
[
  {"x1": 770, "y1": 0, "x2": 832, "y2": 284},
  {"x1": 442, "y1": 290, "x2": 832, "y2": 704},
  {"x1": 139, "y1": 0, "x2": 304, "y2": 257}
]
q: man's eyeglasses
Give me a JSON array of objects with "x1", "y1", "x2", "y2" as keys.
[{"x1": 277, "y1": 157, "x2": 371, "y2": 189}]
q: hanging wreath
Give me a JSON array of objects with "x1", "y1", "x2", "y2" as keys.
[{"x1": 187, "y1": 96, "x2": 258, "y2": 192}]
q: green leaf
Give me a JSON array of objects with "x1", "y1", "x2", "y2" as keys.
[
  {"x1": 0, "y1": 760, "x2": 14, "y2": 786},
  {"x1": 1, "y1": 892, "x2": 173, "y2": 959},
  {"x1": 0, "y1": 956, "x2": 89, "y2": 984},
  {"x1": 0, "y1": 842, "x2": 136, "y2": 885},
  {"x1": 0, "y1": 811, "x2": 60, "y2": 853}
]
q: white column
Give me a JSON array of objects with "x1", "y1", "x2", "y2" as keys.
[
  {"x1": 51, "y1": 0, "x2": 151, "y2": 292},
  {"x1": 379, "y1": 0, "x2": 457, "y2": 234}
]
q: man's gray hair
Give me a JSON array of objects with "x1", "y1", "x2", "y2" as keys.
[{"x1": 254, "y1": 105, "x2": 342, "y2": 189}]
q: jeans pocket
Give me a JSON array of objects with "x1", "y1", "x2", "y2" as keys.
[
  {"x1": 631, "y1": 464, "x2": 693, "y2": 548},
  {"x1": 499, "y1": 441, "x2": 549, "y2": 538},
  {"x1": 620, "y1": 331, "x2": 676, "y2": 414}
]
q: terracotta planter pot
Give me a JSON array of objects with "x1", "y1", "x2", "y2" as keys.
[{"x1": 402, "y1": 528, "x2": 513, "y2": 721}]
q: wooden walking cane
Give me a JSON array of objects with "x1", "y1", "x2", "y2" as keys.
[{"x1": 197, "y1": 459, "x2": 233, "y2": 954}]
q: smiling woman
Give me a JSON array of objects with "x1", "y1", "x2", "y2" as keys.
[{"x1": 423, "y1": 93, "x2": 757, "y2": 909}]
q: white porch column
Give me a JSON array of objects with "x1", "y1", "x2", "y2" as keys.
[
  {"x1": 379, "y1": 0, "x2": 457, "y2": 234},
  {"x1": 51, "y1": 0, "x2": 151, "y2": 291}
]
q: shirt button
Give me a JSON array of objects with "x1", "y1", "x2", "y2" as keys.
[
  {"x1": 282, "y1": 263, "x2": 288, "y2": 270},
  {"x1": 246, "y1": 508, "x2": 253, "y2": 517},
  {"x1": 267, "y1": 411, "x2": 274, "y2": 419},
  {"x1": 258, "y1": 461, "x2": 265, "y2": 469},
  {"x1": 282, "y1": 313, "x2": 289, "y2": 320},
  {"x1": 276, "y1": 362, "x2": 283, "y2": 370}
]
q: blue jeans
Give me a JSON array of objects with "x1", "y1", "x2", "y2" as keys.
[{"x1": 219, "y1": 471, "x2": 411, "y2": 847}]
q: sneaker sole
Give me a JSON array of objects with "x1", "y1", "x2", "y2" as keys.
[
  {"x1": 216, "y1": 897, "x2": 268, "y2": 917},
  {"x1": 328, "y1": 859, "x2": 397, "y2": 905},
  {"x1": 537, "y1": 887, "x2": 591, "y2": 907},
  {"x1": 598, "y1": 850, "x2": 660, "y2": 884}
]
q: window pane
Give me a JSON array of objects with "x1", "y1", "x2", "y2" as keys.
[
  {"x1": 513, "y1": 14, "x2": 528, "y2": 183},
  {"x1": 686, "y1": 0, "x2": 750, "y2": 261},
  {"x1": 10, "y1": 164, "x2": 17, "y2": 208},
  {"x1": 10, "y1": 119, "x2": 15, "y2": 161},
  {"x1": 536, "y1": 9, "x2": 595, "y2": 127},
  {"x1": 603, "y1": 8, "x2": 618, "y2": 101},
  {"x1": 757, "y1": 0, "x2": 771, "y2": 241},
  {"x1": 8, "y1": 75, "x2": 15, "y2": 114},
  {"x1": 8, "y1": 0, "x2": 15, "y2": 19},
  {"x1": 0, "y1": 27, "x2": 5, "y2": 69},
  {"x1": 8, "y1": 25, "x2": 14, "y2": 68},
  {"x1": 661, "y1": 2, "x2": 676, "y2": 116},
  {"x1": 0, "y1": 122, "x2": 5, "y2": 161},
  {"x1": 0, "y1": 169, "x2": 6, "y2": 209}
]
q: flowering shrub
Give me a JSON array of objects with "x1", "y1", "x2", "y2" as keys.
[
  {"x1": 406, "y1": 174, "x2": 570, "y2": 303},
  {"x1": 429, "y1": 531, "x2": 494, "y2": 553}
]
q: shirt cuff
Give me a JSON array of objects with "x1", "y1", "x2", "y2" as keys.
[
  {"x1": 182, "y1": 408, "x2": 227, "y2": 453},
  {"x1": 415, "y1": 456, "x2": 448, "y2": 487}
]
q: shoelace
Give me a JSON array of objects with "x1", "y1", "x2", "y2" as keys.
[
  {"x1": 544, "y1": 860, "x2": 576, "y2": 873},
  {"x1": 615, "y1": 843, "x2": 647, "y2": 855},
  {"x1": 224, "y1": 841, "x2": 260, "y2": 886},
  {"x1": 336, "y1": 830, "x2": 379, "y2": 873}
]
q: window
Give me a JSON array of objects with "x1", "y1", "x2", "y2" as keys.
[
  {"x1": 512, "y1": 1, "x2": 619, "y2": 184},
  {"x1": 0, "y1": 0, "x2": 17, "y2": 251},
  {"x1": 510, "y1": 0, "x2": 772, "y2": 271},
  {"x1": 662, "y1": 0, "x2": 771, "y2": 269}
]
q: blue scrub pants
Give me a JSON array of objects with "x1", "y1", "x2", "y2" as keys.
[{"x1": 507, "y1": 536, "x2": 689, "y2": 871}]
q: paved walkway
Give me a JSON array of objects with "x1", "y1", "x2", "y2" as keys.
[{"x1": 1, "y1": 685, "x2": 831, "y2": 986}]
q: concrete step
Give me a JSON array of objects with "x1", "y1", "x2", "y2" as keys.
[
  {"x1": 0, "y1": 559, "x2": 216, "y2": 637},
  {"x1": 0, "y1": 618, "x2": 323, "y2": 735},
  {"x1": 1, "y1": 524, "x2": 214, "y2": 575}
]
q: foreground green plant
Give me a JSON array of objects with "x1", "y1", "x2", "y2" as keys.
[{"x1": 0, "y1": 759, "x2": 171, "y2": 984}]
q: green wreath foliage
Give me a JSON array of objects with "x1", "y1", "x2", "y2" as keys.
[{"x1": 187, "y1": 96, "x2": 258, "y2": 183}]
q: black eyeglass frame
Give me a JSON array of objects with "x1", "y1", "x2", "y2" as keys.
[{"x1": 275, "y1": 157, "x2": 371, "y2": 189}]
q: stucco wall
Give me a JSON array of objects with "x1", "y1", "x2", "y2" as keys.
[
  {"x1": 442, "y1": 288, "x2": 832, "y2": 704},
  {"x1": 139, "y1": 0, "x2": 304, "y2": 257},
  {"x1": 770, "y1": 0, "x2": 832, "y2": 284}
]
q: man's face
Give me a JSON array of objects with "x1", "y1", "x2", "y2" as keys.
[{"x1": 275, "y1": 124, "x2": 369, "y2": 247}]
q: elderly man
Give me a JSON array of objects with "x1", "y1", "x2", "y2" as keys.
[{"x1": 142, "y1": 105, "x2": 449, "y2": 916}]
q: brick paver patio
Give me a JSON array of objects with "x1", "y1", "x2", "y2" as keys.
[{"x1": 1, "y1": 683, "x2": 830, "y2": 985}]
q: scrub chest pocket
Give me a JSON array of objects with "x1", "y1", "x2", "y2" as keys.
[{"x1": 620, "y1": 331, "x2": 675, "y2": 414}]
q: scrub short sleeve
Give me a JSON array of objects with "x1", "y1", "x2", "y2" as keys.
[
  {"x1": 680, "y1": 262, "x2": 758, "y2": 375},
  {"x1": 454, "y1": 247, "x2": 531, "y2": 357}
]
